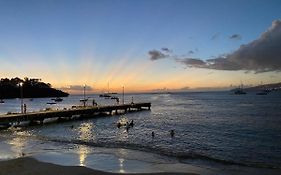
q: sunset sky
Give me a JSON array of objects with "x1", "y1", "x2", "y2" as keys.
[{"x1": 0, "y1": 0, "x2": 281, "y2": 93}]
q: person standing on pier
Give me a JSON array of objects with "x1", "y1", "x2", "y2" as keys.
[
  {"x1": 23, "y1": 104, "x2": 27, "y2": 114},
  {"x1": 92, "y1": 99, "x2": 97, "y2": 106}
]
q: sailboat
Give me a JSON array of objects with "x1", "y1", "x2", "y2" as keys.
[
  {"x1": 52, "y1": 97, "x2": 63, "y2": 102},
  {"x1": 99, "y1": 82, "x2": 113, "y2": 98},
  {"x1": 234, "y1": 83, "x2": 246, "y2": 95}
]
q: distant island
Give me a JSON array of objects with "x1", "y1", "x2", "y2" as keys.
[
  {"x1": 244, "y1": 82, "x2": 281, "y2": 91},
  {"x1": 231, "y1": 82, "x2": 281, "y2": 92},
  {"x1": 0, "y1": 77, "x2": 69, "y2": 99}
]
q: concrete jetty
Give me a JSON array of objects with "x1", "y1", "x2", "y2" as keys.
[{"x1": 0, "y1": 102, "x2": 151, "y2": 126}]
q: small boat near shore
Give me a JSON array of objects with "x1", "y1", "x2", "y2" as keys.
[
  {"x1": 52, "y1": 97, "x2": 63, "y2": 102},
  {"x1": 80, "y1": 98, "x2": 88, "y2": 102},
  {"x1": 0, "y1": 99, "x2": 4, "y2": 104},
  {"x1": 99, "y1": 94, "x2": 111, "y2": 98}
]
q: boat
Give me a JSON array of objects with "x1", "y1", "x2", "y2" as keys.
[
  {"x1": 80, "y1": 98, "x2": 88, "y2": 102},
  {"x1": 0, "y1": 99, "x2": 4, "y2": 104},
  {"x1": 256, "y1": 89, "x2": 271, "y2": 95},
  {"x1": 234, "y1": 88, "x2": 247, "y2": 95},
  {"x1": 47, "y1": 102, "x2": 56, "y2": 105},
  {"x1": 234, "y1": 82, "x2": 247, "y2": 95},
  {"x1": 52, "y1": 97, "x2": 63, "y2": 102},
  {"x1": 256, "y1": 91, "x2": 268, "y2": 95},
  {"x1": 99, "y1": 93, "x2": 111, "y2": 98},
  {"x1": 111, "y1": 96, "x2": 119, "y2": 100}
]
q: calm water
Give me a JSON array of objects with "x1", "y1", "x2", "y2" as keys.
[{"x1": 0, "y1": 92, "x2": 281, "y2": 170}]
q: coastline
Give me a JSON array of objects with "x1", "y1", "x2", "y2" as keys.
[{"x1": 0, "y1": 157, "x2": 197, "y2": 175}]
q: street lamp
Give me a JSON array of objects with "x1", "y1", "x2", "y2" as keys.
[
  {"x1": 19, "y1": 82, "x2": 23, "y2": 113},
  {"x1": 122, "y1": 86, "x2": 124, "y2": 105},
  {"x1": 83, "y1": 84, "x2": 86, "y2": 107}
]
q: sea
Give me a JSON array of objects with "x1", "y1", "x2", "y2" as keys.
[{"x1": 0, "y1": 91, "x2": 281, "y2": 174}]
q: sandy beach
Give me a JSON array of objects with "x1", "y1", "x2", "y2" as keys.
[{"x1": 0, "y1": 157, "x2": 197, "y2": 175}]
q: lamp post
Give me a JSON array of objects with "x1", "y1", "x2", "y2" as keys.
[
  {"x1": 19, "y1": 82, "x2": 23, "y2": 113},
  {"x1": 83, "y1": 84, "x2": 86, "y2": 107},
  {"x1": 122, "y1": 86, "x2": 124, "y2": 105}
]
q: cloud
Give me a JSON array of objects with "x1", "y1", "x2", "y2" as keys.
[
  {"x1": 175, "y1": 58, "x2": 207, "y2": 68},
  {"x1": 60, "y1": 85, "x2": 93, "y2": 91},
  {"x1": 176, "y1": 19, "x2": 281, "y2": 72},
  {"x1": 148, "y1": 49, "x2": 169, "y2": 61},
  {"x1": 229, "y1": 34, "x2": 242, "y2": 40},
  {"x1": 211, "y1": 33, "x2": 220, "y2": 40},
  {"x1": 161, "y1": 47, "x2": 172, "y2": 53},
  {"x1": 188, "y1": 50, "x2": 194, "y2": 54}
]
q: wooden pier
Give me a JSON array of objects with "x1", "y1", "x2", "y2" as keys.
[{"x1": 0, "y1": 102, "x2": 151, "y2": 126}]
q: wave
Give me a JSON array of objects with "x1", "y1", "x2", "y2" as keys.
[{"x1": 33, "y1": 135, "x2": 280, "y2": 170}]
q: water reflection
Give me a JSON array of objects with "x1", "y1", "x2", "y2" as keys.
[
  {"x1": 78, "y1": 122, "x2": 94, "y2": 141},
  {"x1": 119, "y1": 158, "x2": 125, "y2": 173},
  {"x1": 7, "y1": 130, "x2": 30, "y2": 158},
  {"x1": 118, "y1": 148, "x2": 128, "y2": 173},
  {"x1": 78, "y1": 145, "x2": 90, "y2": 166},
  {"x1": 77, "y1": 122, "x2": 94, "y2": 166}
]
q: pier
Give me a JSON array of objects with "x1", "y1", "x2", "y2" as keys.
[{"x1": 0, "y1": 102, "x2": 151, "y2": 126}]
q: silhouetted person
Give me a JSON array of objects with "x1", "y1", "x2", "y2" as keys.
[
  {"x1": 23, "y1": 104, "x2": 27, "y2": 114},
  {"x1": 131, "y1": 97, "x2": 134, "y2": 104},
  {"x1": 126, "y1": 125, "x2": 129, "y2": 132},
  {"x1": 116, "y1": 98, "x2": 119, "y2": 104},
  {"x1": 70, "y1": 125, "x2": 74, "y2": 129},
  {"x1": 152, "y1": 131, "x2": 155, "y2": 138},
  {"x1": 92, "y1": 99, "x2": 97, "y2": 106},
  {"x1": 170, "y1": 130, "x2": 175, "y2": 138},
  {"x1": 117, "y1": 122, "x2": 121, "y2": 128},
  {"x1": 129, "y1": 120, "x2": 134, "y2": 127}
]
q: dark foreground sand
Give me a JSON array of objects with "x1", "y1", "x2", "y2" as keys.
[{"x1": 0, "y1": 157, "x2": 197, "y2": 175}]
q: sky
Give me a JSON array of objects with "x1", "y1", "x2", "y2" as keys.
[{"x1": 0, "y1": 0, "x2": 281, "y2": 93}]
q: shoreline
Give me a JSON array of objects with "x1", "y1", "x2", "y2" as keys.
[{"x1": 0, "y1": 157, "x2": 197, "y2": 175}]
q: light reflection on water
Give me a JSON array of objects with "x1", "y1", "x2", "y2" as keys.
[
  {"x1": 78, "y1": 145, "x2": 90, "y2": 167},
  {"x1": 77, "y1": 122, "x2": 94, "y2": 166}
]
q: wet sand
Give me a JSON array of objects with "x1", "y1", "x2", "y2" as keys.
[{"x1": 0, "y1": 157, "x2": 197, "y2": 175}]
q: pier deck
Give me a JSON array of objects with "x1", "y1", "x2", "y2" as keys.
[{"x1": 0, "y1": 102, "x2": 151, "y2": 125}]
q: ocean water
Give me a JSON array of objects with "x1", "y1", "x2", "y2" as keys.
[{"x1": 0, "y1": 92, "x2": 281, "y2": 173}]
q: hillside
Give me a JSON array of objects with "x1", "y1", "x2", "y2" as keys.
[
  {"x1": 0, "y1": 77, "x2": 69, "y2": 99},
  {"x1": 245, "y1": 82, "x2": 281, "y2": 91}
]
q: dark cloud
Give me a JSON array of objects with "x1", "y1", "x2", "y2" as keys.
[
  {"x1": 161, "y1": 47, "x2": 172, "y2": 53},
  {"x1": 176, "y1": 58, "x2": 207, "y2": 68},
  {"x1": 148, "y1": 49, "x2": 169, "y2": 61},
  {"x1": 229, "y1": 34, "x2": 242, "y2": 40},
  {"x1": 188, "y1": 50, "x2": 194, "y2": 54},
  {"x1": 177, "y1": 19, "x2": 281, "y2": 72},
  {"x1": 211, "y1": 33, "x2": 220, "y2": 40}
]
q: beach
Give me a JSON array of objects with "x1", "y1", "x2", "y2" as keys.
[{"x1": 0, "y1": 157, "x2": 196, "y2": 175}]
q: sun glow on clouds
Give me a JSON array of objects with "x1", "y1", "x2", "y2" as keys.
[{"x1": 2, "y1": 44, "x2": 280, "y2": 94}]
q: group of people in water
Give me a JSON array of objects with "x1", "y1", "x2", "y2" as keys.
[
  {"x1": 117, "y1": 120, "x2": 175, "y2": 138},
  {"x1": 117, "y1": 120, "x2": 134, "y2": 132}
]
